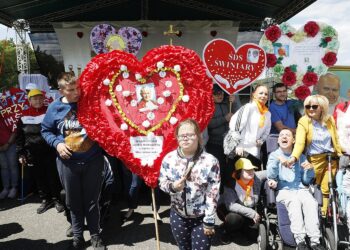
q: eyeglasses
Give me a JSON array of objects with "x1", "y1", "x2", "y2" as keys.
[
  {"x1": 177, "y1": 133, "x2": 197, "y2": 140},
  {"x1": 305, "y1": 105, "x2": 319, "y2": 110}
]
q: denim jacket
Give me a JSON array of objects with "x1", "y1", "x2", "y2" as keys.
[
  {"x1": 267, "y1": 148, "x2": 314, "y2": 190},
  {"x1": 159, "y1": 148, "x2": 220, "y2": 228}
]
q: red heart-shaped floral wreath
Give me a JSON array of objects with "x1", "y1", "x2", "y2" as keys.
[{"x1": 78, "y1": 46, "x2": 214, "y2": 187}]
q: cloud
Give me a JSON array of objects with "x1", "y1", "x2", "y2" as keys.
[{"x1": 288, "y1": 0, "x2": 350, "y2": 65}]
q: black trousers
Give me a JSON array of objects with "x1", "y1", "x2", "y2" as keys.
[
  {"x1": 31, "y1": 148, "x2": 62, "y2": 200},
  {"x1": 56, "y1": 155, "x2": 104, "y2": 238}
]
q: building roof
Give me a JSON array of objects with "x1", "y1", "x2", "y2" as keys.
[{"x1": 0, "y1": 0, "x2": 316, "y2": 32}]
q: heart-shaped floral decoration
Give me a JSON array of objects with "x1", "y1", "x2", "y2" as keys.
[
  {"x1": 90, "y1": 24, "x2": 142, "y2": 55},
  {"x1": 259, "y1": 21, "x2": 339, "y2": 100},
  {"x1": 203, "y1": 39, "x2": 266, "y2": 95},
  {"x1": 78, "y1": 46, "x2": 214, "y2": 187}
]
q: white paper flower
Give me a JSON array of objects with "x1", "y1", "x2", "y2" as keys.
[
  {"x1": 122, "y1": 72, "x2": 129, "y2": 79},
  {"x1": 159, "y1": 71, "x2": 166, "y2": 78},
  {"x1": 182, "y1": 95, "x2": 190, "y2": 102},
  {"x1": 165, "y1": 80, "x2": 172, "y2": 88},
  {"x1": 105, "y1": 99, "x2": 112, "y2": 106},
  {"x1": 142, "y1": 120, "x2": 151, "y2": 128},
  {"x1": 103, "y1": 79, "x2": 110, "y2": 86},
  {"x1": 163, "y1": 90, "x2": 171, "y2": 97},
  {"x1": 170, "y1": 117, "x2": 178, "y2": 125},
  {"x1": 157, "y1": 61, "x2": 164, "y2": 69},
  {"x1": 147, "y1": 112, "x2": 155, "y2": 120},
  {"x1": 115, "y1": 85, "x2": 122, "y2": 92},
  {"x1": 174, "y1": 65, "x2": 181, "y2": 72},
  {"x1": 120, "y1": 65, "x2": 127, "y2": 71},
  {"x1": 120, "y1": 123, "x2": 128, "y2": 130},
  {"x1": 130, "y1": 100, "x2": 137, "y2": 107},
  {"x1": 135, "y1": 73, "x2": 142, "y2": 80},
  {"x1": 122, "y1": 90, "x2": 131, "y2": 97},
  {"x1": 157, "y1": 97, "x2": 165, "y2": 104}
]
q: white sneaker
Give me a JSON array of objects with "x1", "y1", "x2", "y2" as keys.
[
  {"x1": 0, "y1": 189, "x2": 9, "y2": 199},
  {"x1": 7, "y1": 188, "x2": 17, "y2": 199}
]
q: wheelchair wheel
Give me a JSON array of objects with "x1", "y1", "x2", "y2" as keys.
[
  {"x1": 324, "y1": 227, "x2": 336, "y2": 250},
  {"x1": 258, "y1": 223, "x2": 267, "y2": 250}
]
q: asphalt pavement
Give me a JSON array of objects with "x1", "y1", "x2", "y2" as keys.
[{"x1": 0, "y1": 191, "x2": 258, "y2": 250}]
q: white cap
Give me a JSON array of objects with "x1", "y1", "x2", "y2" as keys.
[{"x1": 25, "y1": 83, "x2": 38, "y2": 90}]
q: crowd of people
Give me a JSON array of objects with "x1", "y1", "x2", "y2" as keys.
[{"x1": 0, "y1": 71, "x2": 349, "y2": 250}]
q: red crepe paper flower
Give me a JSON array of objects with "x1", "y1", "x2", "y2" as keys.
[
  {"x1": 266, "y1": 53, "x2": 277, "y2": 68},
  {"x1": 302, "y1": 72, "x2": 318, "y2": 86},
  {"x1": 284, "y1": 67, "x2": 291, "y2": 73},
  {"x1": 295, "y1": 85, "x2": 311, "y2": 100},
  {"x1": 265, "y1": 25, "x2": 281, "y2": 42},
  {"x1": 282, "y1": 70, "x2": 297, "y2": 86},
  {"x1": 325, "y1": 37, "x2": 332, "y2": 42},
  {"x1": 304, "y1": 21, "x2": 320, "y2": 37},
  {"x1": 286, "y1": 32, "x2": 294, "y2": 38},
  {"x1": 322, "y1": 52, "x2": 337, "y2": 66}
]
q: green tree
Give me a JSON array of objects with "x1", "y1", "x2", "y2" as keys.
[{"x1": 0, "y1": 38, "x2": 38, "y2": 90}]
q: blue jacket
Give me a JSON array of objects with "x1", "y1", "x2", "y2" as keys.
[
  {"x1": 41, "y1": 98, "x2": 101, "y2": 163},
  {"x1": 267, "y1": 148, "x2": 314, "y2": 190}
]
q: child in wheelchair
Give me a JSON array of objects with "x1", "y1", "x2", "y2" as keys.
[
  {"x1": 266, "y1": 129, "x2": 325, "y2": 250},
  {"x1": 217, "y1": 157, "x2": 264, "y2": 244}
]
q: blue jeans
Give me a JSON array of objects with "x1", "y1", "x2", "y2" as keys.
[
  {"x1": 0, "y1": 143, "x2": 18, "y2": 189},
  {"x1": 121, "y1": 164, "x2": 160, "y2": 211},
  {"x1": 121, "y1": 164, "x2": 142, "y2": 209}
]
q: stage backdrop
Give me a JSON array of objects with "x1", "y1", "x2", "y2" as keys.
[{"x1": 52, "y1": 21, "x2": 239, "y2": 75}]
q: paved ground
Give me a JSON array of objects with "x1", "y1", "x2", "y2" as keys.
[{"x1": 0, "y1": 191, "x2": 259, "y2": 250}]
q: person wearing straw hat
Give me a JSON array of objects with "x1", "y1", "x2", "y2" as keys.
[
  {"x1": 217, "y1": 158, "x2": 262, "y2": 244},
  {"x1": 17, "y1": 89, "x2": 64, "y2": 214}
]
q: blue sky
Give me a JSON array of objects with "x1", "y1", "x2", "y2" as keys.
[
  {"x1": 0, "y1": 0, "x2": 349, "y2": 65},
  {"x1": 287, "y1": 0, "x2": 350, "y2": 65}
]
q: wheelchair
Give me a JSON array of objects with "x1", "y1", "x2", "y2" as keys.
[
  {"x1": 324, "y1": 154, "x2": 350, "y2": 250},
  {"x1": 258, "y1": 180, "x2": 327, "y2": 250}
]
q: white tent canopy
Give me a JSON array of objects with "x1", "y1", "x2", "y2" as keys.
[{"x1": 52, "y1": 20, "x2": 240, "y2": 75}]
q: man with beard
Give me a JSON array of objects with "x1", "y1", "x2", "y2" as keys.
[{"x1": 269, "y1": 83, "x2": 297, "y2": 135}]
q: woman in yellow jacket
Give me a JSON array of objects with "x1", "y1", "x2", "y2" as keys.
[{"x1": 287, "y1": 95, "x2": 342, "y2": 215}]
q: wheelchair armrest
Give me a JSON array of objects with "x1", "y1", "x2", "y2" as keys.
[{"x1": 264, "y1": 181, "x2": 276, "y2": 208}]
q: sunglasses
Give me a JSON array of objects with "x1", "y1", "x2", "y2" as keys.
[{"x1": 305, "y1": 105, "x2": 319, "y2": 110}]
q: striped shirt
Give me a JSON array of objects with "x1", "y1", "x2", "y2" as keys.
[{"x1": 307, "y1": 120, "x2": 334, "y2": 155}]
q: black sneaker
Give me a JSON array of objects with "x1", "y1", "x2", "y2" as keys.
[
  {"x1": 37, "y1": 199, "x2": 54, "y2": 214},
  {"x1": 71, "y1": 237, "x2": 85, "y2": 249},
  {"x1": 311, "y1": 244, "x2": 326, "y2": 250},
  {"x1": 297, "y1": 241, "x2": 309, "y2": 250},
  {"x1": 91, "y1": 235, "x2": 106, "y2": 250},
  {"x1": 66, "y1": 225, "x2": 73, "y2": 238},
  {"x1": 54, "y1": 200, "x2": 65, "y2": 213}
]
